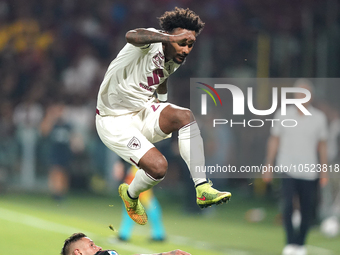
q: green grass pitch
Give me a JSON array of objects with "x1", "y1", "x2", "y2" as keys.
[{"x1": 0, "y1": 192, "x2": 339, "y2": 255}]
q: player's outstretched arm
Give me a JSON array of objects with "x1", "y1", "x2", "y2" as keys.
[
  {"x1": 134, "y1": 249, "x2": 191, "y2": 255},
  {"x1": 126, "y1": 28, "x2": 195, "y2": 47}
]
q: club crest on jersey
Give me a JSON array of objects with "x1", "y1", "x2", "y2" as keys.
[
  {"x1": 152, "y1": 51, "x2": 164, "y2": 68},
  {"x1": 127, "y1": 137, "x2": 141, "y2": 150}
]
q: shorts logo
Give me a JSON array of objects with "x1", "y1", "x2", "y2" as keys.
[
  {"x1": 127, "y1": 137, "x2": 141, "y2": 150},
  {"x1": 151, "y1": 104, "x2": 160, "y2": 112}
]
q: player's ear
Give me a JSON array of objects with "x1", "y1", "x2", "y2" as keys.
[{"x1": 73, "y1": 249, "x2": 81, "y2": 255}]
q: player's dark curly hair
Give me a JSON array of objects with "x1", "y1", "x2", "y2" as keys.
[
  {"x1": 158, "y1": 7, "x2": 205, "y2": 34},
  {"x1": 61, "y1": 233, "x2": 87, "y2": 255}
]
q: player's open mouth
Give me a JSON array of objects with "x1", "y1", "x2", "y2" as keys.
[{"x1": 177, "y1": 55, "x2": 186, "y2": 62}]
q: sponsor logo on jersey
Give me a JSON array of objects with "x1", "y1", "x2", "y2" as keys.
[
  {"x1": 127, "y1": 137, "x2": 141, "y2": 150},
  {"x1": 139, "y1": 83, "x2": 154, "y2": 92},
  {"x1": 152, "y1": 51, "x2": 165, "y2": 68}
]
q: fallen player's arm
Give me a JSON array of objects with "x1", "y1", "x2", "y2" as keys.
[{"x1": 126, "y1": 28, "x2": 195, "y2": 47}]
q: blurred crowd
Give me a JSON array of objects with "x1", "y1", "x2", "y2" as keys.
[{"x1": 0, "y1": 0, "x2": 340, "y2": 197}]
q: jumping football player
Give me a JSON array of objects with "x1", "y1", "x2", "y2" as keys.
[{"x1": 96, "y1": 7, "x2": 231, "y2": 225}]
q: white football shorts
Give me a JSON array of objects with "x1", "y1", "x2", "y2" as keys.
[{"x1": 95, "y1": 102, "x2": 172, "y2": 166}]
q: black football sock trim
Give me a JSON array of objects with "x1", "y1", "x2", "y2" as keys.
[
  {"x1": 127, "y1": 190, "x2": 138, "y2": 200},
  {"x1": 195, "y1": 181, "x2": 208, "y2": 188}
]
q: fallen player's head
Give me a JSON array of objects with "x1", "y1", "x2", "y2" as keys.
[
  {"x1": 61, "y1": 233, "x2": 103, "y2": 255},
  {"x1": 158, "y1": 7, "x2": 205, "y2": 35}
]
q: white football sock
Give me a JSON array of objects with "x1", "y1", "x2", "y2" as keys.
[
  {"x1": 178, "y1": 121, "x2": 207, "y2": 186},
  {"x1": 127, "y1": 169, "x2": 163, "y2": 198}
]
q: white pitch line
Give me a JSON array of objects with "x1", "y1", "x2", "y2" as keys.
[
  {"x1": 307, "y1": 245, "x2": 335, "y2": 255},
  {"x1": 0, "y1": 207, "x2": 91, "y2": 236},
  {"x1": 0, "y1": 206, "x2": 153, "y2": 254}
]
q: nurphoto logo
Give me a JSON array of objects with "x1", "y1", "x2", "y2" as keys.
[{"x1": 194, "y1": 79, "x2": 312, "y2": 128}]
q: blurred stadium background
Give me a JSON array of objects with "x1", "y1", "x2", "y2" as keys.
[{"x1": 0, "y1": 0, "x2": 340, "y2": 254}]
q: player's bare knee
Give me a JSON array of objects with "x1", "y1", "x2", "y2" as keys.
[
  {"x1": 168, "y1": 108, "x2": 194, "y2": 131},
  {"x1": 177, "y1": 108, "x2": 194, "y2": 127},
  {"x1": 150, "y1": 157, "x2": 168, "y2": 179}
]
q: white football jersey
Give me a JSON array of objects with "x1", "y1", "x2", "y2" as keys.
[{"x1": 96, "y1": 28, "x2": 180, "y2": 116}]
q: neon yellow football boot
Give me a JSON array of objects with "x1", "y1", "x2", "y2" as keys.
[
  {"x1": 196, "y1": 181, "x2": 231, "y2": 208},
  {"x1": 118, "y1": 183, "x2": 148, "y2": 225}
]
